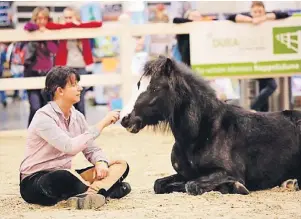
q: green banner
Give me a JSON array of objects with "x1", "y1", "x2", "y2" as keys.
[
  {"x1": 273, "y1": 26, "x2": 301, "y2": 54},
  {"x1": 192, "y1": 60, "x2": 301, "y2": 77}
]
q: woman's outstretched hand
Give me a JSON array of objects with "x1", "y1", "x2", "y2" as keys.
[{"x1": 97, "y1": 110, "x2": 121, "y2": 132}]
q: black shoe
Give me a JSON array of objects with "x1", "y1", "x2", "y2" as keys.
[{"x1": 109, "y1": 182, "x2": 131, "y2": 199}]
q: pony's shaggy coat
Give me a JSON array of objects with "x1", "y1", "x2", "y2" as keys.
[{"x1": 121, "y1": 56, "x2": 301, "y2": 195}]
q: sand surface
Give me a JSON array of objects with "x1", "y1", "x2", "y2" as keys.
[{"x1": 0, "y1": 127, "x2": 300, "y2": 219}]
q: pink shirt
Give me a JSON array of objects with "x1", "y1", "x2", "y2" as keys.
[{"x1": 19, "y1": 101, "x2": 108, "y2": 180}]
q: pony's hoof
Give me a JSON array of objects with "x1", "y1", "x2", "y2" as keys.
[
  {"x1": 281, "y1": 179, "x2": 299, "y2": 191},
  {"x1": 233, "y1": 181, "x2": 250, "y2": 195},
  {"x1": 154, "y1": 179, "x2": 167, "y2": 194},
  {"x1": 185, "y1": 181, "x2": 203, "y2": 195}
]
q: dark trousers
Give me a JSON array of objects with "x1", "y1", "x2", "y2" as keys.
[
  {"x1": 178, "y1": 40, "x2": 191, "y2": 66},
  {"x1": 20, "y1": 170, "x2": 88, "y2": 206},
  {"x1": 27, "y1": 89, "x2": 47, "y2": 127},
  {"x1": 251, "y1": 78, "x2": 277, "y2": 112},
  {"x1": 20, "y1": 165, "x2": 129, "y2": 206}
]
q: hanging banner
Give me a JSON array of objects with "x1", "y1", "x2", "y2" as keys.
[{"x1": 190, "y1": 18, "x2": 301, "y2": 77}]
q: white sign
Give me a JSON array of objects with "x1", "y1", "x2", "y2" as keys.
[{"x1": 190, "y1": 18, "x2": 301, "y2": 77}]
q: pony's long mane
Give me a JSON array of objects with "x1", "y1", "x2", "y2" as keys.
[
  {"x1": 174, "y1": 61, "x2": 217, "y2": 99},
  {"x1": 143, "y1": 57, "x2": 216, "y2": 98},
  {"x1": 145, "y1": 120, "x2": 171, "y2": 135},
  {"x1": 141, "y1": 57, "x2": 219, "y2": 134}
]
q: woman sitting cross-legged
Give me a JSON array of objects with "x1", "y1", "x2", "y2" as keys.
[{"x1": 19, "y1": 66, "x2": 131, "y2": 209}]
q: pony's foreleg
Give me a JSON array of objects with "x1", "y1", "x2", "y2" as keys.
[
  {"x1": 185, "y1": 171, "x2": 249, "y2": 196},
  {"x1": 154, "y1": 174, "x2": 187, "y2": 194}
]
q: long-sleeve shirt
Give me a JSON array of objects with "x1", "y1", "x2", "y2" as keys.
[
  {"x1": 19, "y1": 101, "x2": 108, "y2": 180},
  {"x1": 23, "y1": 21, "x2": 102, "y2": 69},
  {"x1": 45, "y1": 21, "x2": 102, "y2": 67}
]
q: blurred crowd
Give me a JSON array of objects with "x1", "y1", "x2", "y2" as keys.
[
  {"x1": 0, "y1": 1, "x2": 295, "y2": 127},
  {"x1": 0, "y1": 6, "x2": 103, "y2": 126}
]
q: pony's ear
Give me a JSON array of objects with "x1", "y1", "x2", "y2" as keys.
[{"x1": 164, "y1": 57, "x2": 173, "y2": 77}]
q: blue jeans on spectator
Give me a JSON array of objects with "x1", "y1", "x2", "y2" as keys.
[
  {"x1": 27, "y1": 89, "x2": 47, "y2": 127},
  {"x1": 251, "y1": 78, "x2": 277, "y2": 112},
  {"x1": 0, "y1": 90, "x2": 7, "y2": 105},
  {"x1": 0, "y1": 70, "x2": 7, "y2": 106},
  {"x1": 172, "y1": 44, "x2": 182, "y2": 62},
  {"x1": 11, "y1": 66, "x2": 27, "y2": 100}
]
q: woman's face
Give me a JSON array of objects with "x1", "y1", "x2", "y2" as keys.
[
  {"x1": 36, "y1": 12, "x2": 49, "y2": 27},
  {"x1": 57, "y1": 74, "x2": 83, "y2": 104}
]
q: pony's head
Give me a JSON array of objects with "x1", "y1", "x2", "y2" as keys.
[{"x1": 120, "y1": 56, "x2": 180, "y2": 133}]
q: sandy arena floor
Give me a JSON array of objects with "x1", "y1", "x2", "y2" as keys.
[{"x1": 0, "y1": 127, "x2": 300, "y2": 219}]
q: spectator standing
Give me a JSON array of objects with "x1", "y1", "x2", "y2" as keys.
[
  {"x1": 228, "y1": 1, "x2": 290, "y2": 112},
  {"x1": 46, "y1": 7, "x2": 101, "y2": 116},
  {"x1": 24, "y1": 7, "x2": 58, "y2": 126}
]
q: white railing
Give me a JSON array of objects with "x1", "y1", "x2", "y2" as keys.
[{"x1": 0, "y1": 15, "x2": 300, "y2": 105}]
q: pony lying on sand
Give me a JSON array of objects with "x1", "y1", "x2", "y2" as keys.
[{"x1": 121, "y1": 55, "x2": 300, "y2": 195}]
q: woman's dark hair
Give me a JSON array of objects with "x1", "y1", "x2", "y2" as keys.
[{"x1": 42, "y1": 66, "x2": 80, "y2": 101}]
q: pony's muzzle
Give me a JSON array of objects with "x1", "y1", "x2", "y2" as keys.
[
  {"x1": 121, "y1": 114, "x2": 144, "y2": 134},
  {"x1": 121, "y1": 114, "x2": 131, "y2": 128}
]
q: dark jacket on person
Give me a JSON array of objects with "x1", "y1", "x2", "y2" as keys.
[
  {"x1": 23, "y1": 22, "x2": 58, "y2": 77},
  {"x1": 227, "y1": 11, "x2": 290, "y2": 22}
]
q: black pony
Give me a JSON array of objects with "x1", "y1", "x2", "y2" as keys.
[{"x1": 121, "y1": 56, "x2": 300, "y2": 195}]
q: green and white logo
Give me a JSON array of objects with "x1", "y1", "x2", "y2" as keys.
[{"x1": 273, "y1": 26, "x2": 301, "y2": 54}]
